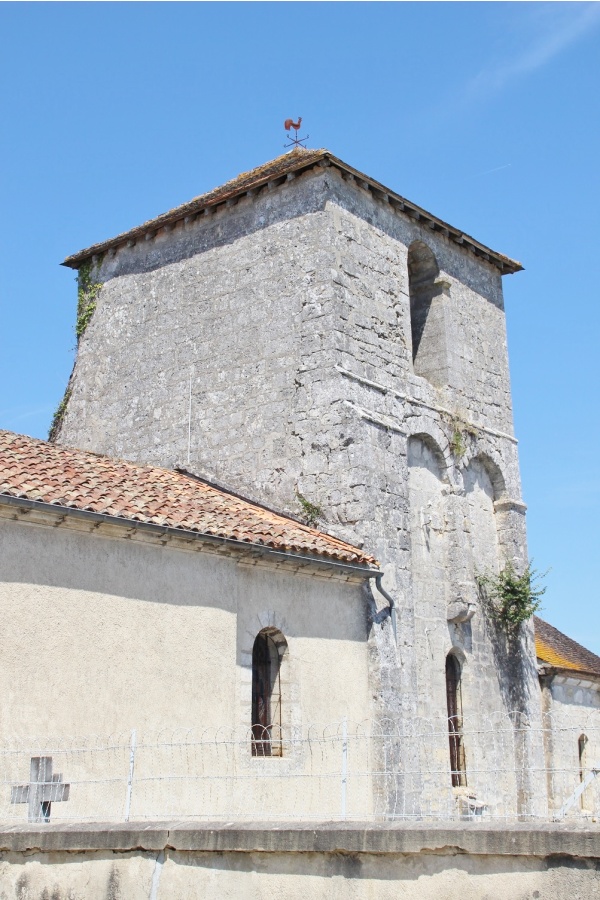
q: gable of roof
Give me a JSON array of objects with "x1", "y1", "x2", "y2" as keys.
[
  {"x1": 62, "y1": 148, "x2": 522, "y2": 275},
  {"x1": 0, "y1": 431, "x2": 377, "y2": 569},
  {"x1": 534, "y1": 615, "x2": 600, "y2": 678}
]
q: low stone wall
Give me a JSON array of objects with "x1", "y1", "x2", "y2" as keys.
[{"x1": 0, "y1": 821, "x2": 598, "y2": 899}]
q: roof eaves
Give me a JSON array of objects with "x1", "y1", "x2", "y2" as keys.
[
  {"x1": 0, "y1": 492, "x2": 381, "y2": 577},
  {"x1": 62, "y1": 150, "x2": 522, "y2": 275},
  {"x1": 61, "y1": 149, "x2": 329, "y2": 269},
  {"x1": 538, "y1": 662, "x2": 600, "y2": 683},
  {"x1": 324, "y1": 153, "x2": 522, "y2": 274},
  {"x1": 534, "y1": 616, "x2": 600, "y2": 678}
]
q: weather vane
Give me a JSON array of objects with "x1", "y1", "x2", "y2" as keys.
[{"x1": 284, "y1": 117, "x2": 309, "y2": 149}]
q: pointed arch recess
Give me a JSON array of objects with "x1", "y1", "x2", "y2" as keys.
[{"x1": 407, "y1": 432, "x2": 449, "y2": 482}]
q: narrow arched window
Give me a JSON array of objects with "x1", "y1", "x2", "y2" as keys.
[
  {"x1": 446, "y1": 653, "x2": 466, "y2": 787},
  {"x1": 252, "y1": 630, "x2": 284, "y2": 757},
  {"x1": 578, "y1": 734, "x2": 591, "y2": 811},
  {"x1": 408, "y1": 241, "x2": 446, "y2": 386}
]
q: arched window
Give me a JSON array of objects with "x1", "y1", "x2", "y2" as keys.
[
  {"x1": 578, "y1": 734, "x2": 592, "y2": 812},
  {"x1": 408, "y1": 241, "x2": 446, "y2": 386},
  {"x1": 252, "y1": 630, "x2": 285, "y2": 757},
  {"x1": 446, "y1": 653, "x2": 466, "y2": 787}
]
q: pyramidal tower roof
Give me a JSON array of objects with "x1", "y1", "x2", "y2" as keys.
[{"x1": 63, "y1": 148, "x2": 522, "y2": 274}]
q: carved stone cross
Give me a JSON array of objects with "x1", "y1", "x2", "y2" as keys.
[{"x1": 11, "y1": 756, "x2": 70, "y2": 823}]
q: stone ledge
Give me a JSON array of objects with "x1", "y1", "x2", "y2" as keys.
[{"x1": 0, "y1": 821, "x2": 598, "y2": 858}]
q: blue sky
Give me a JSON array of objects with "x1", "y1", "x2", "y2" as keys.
[{"x1": 1, "y1": 2, "x2": 599, "y2": 650}]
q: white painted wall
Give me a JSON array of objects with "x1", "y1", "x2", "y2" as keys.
[
  {"x1": 0, "y1": 843, "x2": 596, "y2": 900},
  {"x1": 0, "y1": 514, "x2": 372, "y2": 821},
  {"x1": 542, "y1": 674, "x2": 600, "y2": 817}
]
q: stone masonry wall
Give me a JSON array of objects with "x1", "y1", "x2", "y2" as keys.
[
  {"x1": 56, "y1": 160, "x2": 543, "y2": 813},
  {"x1": 59, "y1": 167, "x2": 339, "y2": 509}
]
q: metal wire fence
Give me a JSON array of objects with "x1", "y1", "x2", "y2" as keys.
[{"x1": 0, "y1": 717, "x2": 597, "y2": 824}]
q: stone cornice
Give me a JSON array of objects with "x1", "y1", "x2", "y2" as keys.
[
  {"x1": 62, "y1": 150, "x2": 522, "y2": 275},
  {"x1": 336, "y1": 365, "x2": 519, "y2": 446},
  {"x1": 538, "y1": 665, "x2": 600, "y2": 688},
  {"x1": 0, "y1": 820, "x2": 597, "y2": 857}
]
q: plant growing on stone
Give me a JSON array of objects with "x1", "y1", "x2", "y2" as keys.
[
  {"x1": 477, "y1": 561, "x2": 546, "y2": 631},
  {"x1": 295, "y1": 491, "x2": 323, "y2": 527},
  {"x1": 76, "y1": 261, "x2": 103, "y2": 341},
  {"x1": 447, "y1": 414, "x2": 478, "y2": 460},
  {"x1": 48, "y1": 386, "x2": 72, "y2": 442},
  {"x1": 450, "y1": 426, "x2": 466, "y2": 459}
]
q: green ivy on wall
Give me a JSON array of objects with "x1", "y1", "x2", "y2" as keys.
[
  {"x1": 76, "y1": 260, "x2": 103, "y2": 341},
  {"x1": 48, "y1": 386, "x2": 72, "y2": 442},
  {"x1": 48, "y1": 258, "x2": 103, "y2": 441}
]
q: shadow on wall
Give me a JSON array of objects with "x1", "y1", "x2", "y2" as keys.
[
  {"x1": 89, "y1": 170, "x2": 503, "y2": 309},
  {"x1": 156, "y1": 846, "x2": 575, "y2": 883},
  {"x1": 4, "y1": 845, "x2": 589, "y2": 894},
  {"x1": 91, "y1": 174, "x2": 332, "y2": 281},
  {"x1": 465, "y1": 456, "x2": 535, "y2": 717},
  {"x1": 1, "y1": 520, "x2": 367, "y2": 643}
]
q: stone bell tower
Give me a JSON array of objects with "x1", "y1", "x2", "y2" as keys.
[{"x1": 55, "y1": 147, "x2": 545, "y2": 814}]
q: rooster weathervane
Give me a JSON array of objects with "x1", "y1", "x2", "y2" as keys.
[{"x1": 284, "y1": 117, "x2": 309, "y2": 149}]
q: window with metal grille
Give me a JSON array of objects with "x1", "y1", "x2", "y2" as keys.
[
  {"x1": 251, "y1": 630, "x2": 284, "y2": 757},
  {"x1": 446, "y1": 653, "x2": 467, "y2": 787}
]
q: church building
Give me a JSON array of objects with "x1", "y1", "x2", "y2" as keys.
[{"x1": 1, "y1": 148, "x2": 598, "y2": 826}]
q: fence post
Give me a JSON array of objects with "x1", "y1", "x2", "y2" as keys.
[
  {"x1": 341, "y1": 717, "x2": 348, "y2": 820},
  {"x1": 556, "y1": 764, "x2": 600, "y2": 819},
  {"x1": 124, "y1": 729, "x2": 137, "y2": 822}
]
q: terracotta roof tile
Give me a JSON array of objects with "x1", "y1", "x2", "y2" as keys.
[
  {"x1": 0, "y1": 431, "x2": 377, "y2": 568},
  {"x1": 534, "y1": 616, "x2": 600, "y2": 677}
]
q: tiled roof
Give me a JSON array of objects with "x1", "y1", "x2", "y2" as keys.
[
  {"x1": 534, "y1": 616, "x2": 600, "y2": 678},
  {"x1": 0, "y1": 431, "x2": 377, "y2": 568},
  {"x1": 62, "y1": 148, "x2": 521, "y2": 274}
]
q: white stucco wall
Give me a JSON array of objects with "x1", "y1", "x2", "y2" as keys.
[
  {"x1": 541, "y1": 673, "x2": 600, "y2": 817},
  {"x1": 1, "y1": 849, "x2": 595, "y2": 900},
  {"x1": 0, "y1": 513, "x2": 372, "y2": 822},
  {"x1": 1, "y1": 829, "x2": 598, "y2": 900}
]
